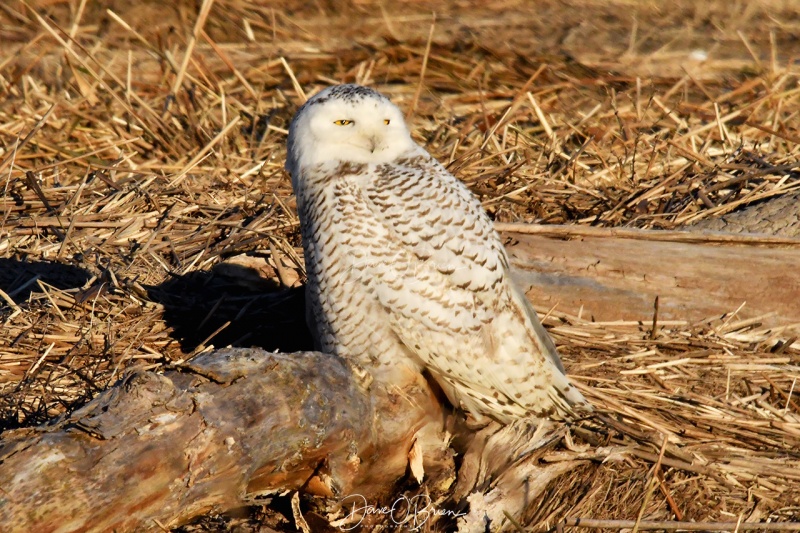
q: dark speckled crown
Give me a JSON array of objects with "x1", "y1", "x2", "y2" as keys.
[{"x1": 306, "y1": 84, "x2": 389, "y2": 107}]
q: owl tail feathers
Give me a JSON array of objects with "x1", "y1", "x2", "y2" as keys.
[
  {"x1": 546, "y1": 379, "x2": 593, "y2": 422},
  {"x1": 433, "y1": 371, "x2": 531, "y2": 425},
  {"x1": 511, "y1": 283, "x2": 593, "y2": 420}
]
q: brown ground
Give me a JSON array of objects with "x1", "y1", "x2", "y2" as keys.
[{"x1": 1, "y1": 0, "x2": 800, "y2": 531}]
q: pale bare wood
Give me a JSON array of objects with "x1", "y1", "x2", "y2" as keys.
[
  {"x1": 496, "y1": 223, "x2": 800, "y2": 247},
  {"x1": 562, "y1": 517, "x2": 800, "y2": 531},
  {"x1": 0, "y1": 348, "x2": 448, "y2": 532},
  {"x1": 504, "y1": 232, "x2": 800, "y2": 327}
]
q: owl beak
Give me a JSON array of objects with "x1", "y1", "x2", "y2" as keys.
[{"x1": 368, "y1": 135, "x2": 381, "y2": 153}]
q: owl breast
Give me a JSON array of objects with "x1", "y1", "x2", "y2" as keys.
[{"x1": 296, "y1": 161, "x2": 424, "y2": 377}]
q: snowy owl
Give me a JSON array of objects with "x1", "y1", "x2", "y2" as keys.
[{"x1": 286, "y1": 84, "x2": 590, "y2": 423}]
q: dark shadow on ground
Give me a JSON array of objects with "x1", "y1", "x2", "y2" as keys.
[
  {"x1": 146, "y1": 265, "x2": 313, "y2": 354},
  {"x1": 0, "y1": 257, "x2": 93, "y2": 303}
]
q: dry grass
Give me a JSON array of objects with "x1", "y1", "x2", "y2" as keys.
[{"x1": 1, "y1": 0, "x2": 800, "y2": 530}]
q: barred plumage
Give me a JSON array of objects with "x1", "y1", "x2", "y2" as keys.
[{"x1": 286, "y1": 84, "x2": 590, "y2": 423}]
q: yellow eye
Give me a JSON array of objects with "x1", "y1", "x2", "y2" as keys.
[
  {"x1": 334, "y1": 119, "x2": 353, "y2": 126},
  {"x1": 384, "y1": 119, "x2": 391, "y2": 125}
]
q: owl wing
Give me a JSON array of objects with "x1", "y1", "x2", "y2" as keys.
[
  {"x1": 358, "y1": 152, "x2": 587, "y2": 420},
  {"x1": 363, "y1": 153, "x2": 506, "y2": 292}
]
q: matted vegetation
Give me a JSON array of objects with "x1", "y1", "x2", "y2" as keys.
[{"x1": 1, "y1": 0, "x2": 799, "y2": 530}]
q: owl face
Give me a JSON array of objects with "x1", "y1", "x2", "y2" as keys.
[{"x1": 286, "y1": 85, "x2": 417, "y2": 178}]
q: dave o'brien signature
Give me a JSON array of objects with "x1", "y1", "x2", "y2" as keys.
[{"x1": 338, "y1": 493, "x2": 466, "y2": 530}]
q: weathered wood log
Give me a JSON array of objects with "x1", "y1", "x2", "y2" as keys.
[
  {"x1": 0, "y1": 348, "x2": 449, "y2": 532},
  {"x1": 501, "y1": 227, "x2": 800, "y2": 327},
  {"x1": 686, "y1": 191, "x2": 800, "y2": 238}
]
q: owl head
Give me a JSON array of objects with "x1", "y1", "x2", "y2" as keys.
[{"x1": 285, "y1": 85, "x2": 417, "y2": 179}]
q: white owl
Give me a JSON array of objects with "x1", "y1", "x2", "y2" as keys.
[{"x1": 286, "y1": 85, "x2": 590, "y2": 423}]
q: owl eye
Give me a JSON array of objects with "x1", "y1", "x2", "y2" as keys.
[
  {"x1": 334, "y1": 119, "x2": 353, "y2": 126},
  {"x1": 384, "y1": 119, "x2": 391, "y2": 125}
]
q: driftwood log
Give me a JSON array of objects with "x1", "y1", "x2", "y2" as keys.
[
  {"x1": 0, "y1": 349, "x2": 453, "y2": 532},
  {"x1": 500, "y1": 225, "x2": 800, "y2": 327},
  {"x1": 686, "y1": 191, "x2": 800, "y2": 238},
  {"x1": 2, "y1": 228, "x2": 800, "y2": 532}
]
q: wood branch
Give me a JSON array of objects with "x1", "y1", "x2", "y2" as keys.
[
  {"x1": 503, "y1": 230, "x2": 800, "y2": 327},
  {"x1": 0, "y1": 348, "x2": 449, "y2": 532},
  {"x1": 496, "y1": 223, "x2": 800, "y2": 246},
  {"x1": 452, "y1": 421, "x2": 589, "y2": 531},
  {"x1": 562, "y1": 517, "x2": 800, "y2": 531}
]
